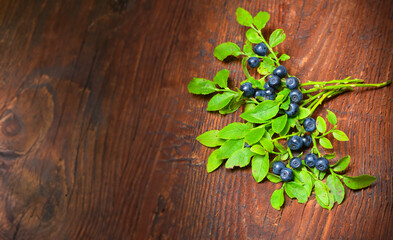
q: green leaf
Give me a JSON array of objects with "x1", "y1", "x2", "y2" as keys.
[
  {"x1": 188, "y1": 78, "x2": 217, "y2": 95},
  {"x1": 269, "y1": 29, "x2": 286, "y2": 47},
  {"x1": 279, "y1": 53, "x2": 290, "y2": 61},
  {"x1": 214, "y1": 42, "x2": 243, "y2": 61},
  {"x1": 279, "y1": 119, "x2": 291, "y2": 136},
  {"x1": 250, "y1": 144, "x2": 266, "y2": 155},
  {"x1": 207, "y1": 149, "x2": 224, "y2": 173},
  {"x1": 225, "y1": 148, "x2": 254, "y2": 169},
  {"x1": 252, "y1": 154, "x2": 269, "y2": 182},
  {"x1": 319, "y1": 137, "x2": 333, "y2": 149},
  {"x1": 271, "y1": 187, "x2": 285, "y2": 210},
  {"x1": 316, "y1": 116, "x2": 327, "y2": 133},
  {"x1": 213, "y1": 69, "x2": 230, "y2": 88},
  {"x1": 240, "y1": 100, "x2": 280, "y2": 123},
  {"x1": 332, "y1": 130, "x2": 349, "y2": 141},
  {"x1": 196, "y1": 130, "x2": 226, "y2": 147},
  {"x1": 236, "y1": 7, "x2": 253, "y2": 26},
  {"x1": 217, "y1": 122, "x2": 251, "y2": 139},
  {"x1": 274, "y1": 141, "x2": 287, "y2": 153},
  {"x1": 245, "y1": 126, "x2": 265, "y2": 145},
  {"x1": 207, "y1": 92, "x2": 234, "y2": 111},
  {"x1": 331, "y1": 155, "x2": 350, "y2": 172},
  {"x1": 246, "y1": 28, "x2": 263, "y2": 43},
  {"x1": 294, "y1": 170, "x2": 313, "y2": 196},
  {"x1": 342, "y1": 175, "x2": 377, "y2": 190},
  {"x1": 315, "y1": 180, "x2": 330, "y2": 206},
  {"x1": 253, "y1": 11, "x2": 270, "y2": 30},
  {"x1": 272, "y1": 114, "x2": 288, "y2": 133},
  {"x1": 217, "y1": 139, "x2": 243, "y2": 159},
  {"x1": 219, "y1": 95, "x2": 243, "y2": 114},
  {"x1": 245, "y1": 103, "x2": 256, "y2": 112},
  {"x1": 267, "y1": 173, "x2": 282, "y2": 183},
  {"x1": 326, "y1": 175, "x2": 345, "y2": 204},
  {"x1": 284, "y1": 182, "x2": 308, "y2": 203},
  {"x1": 326, "y1": 110, "x2": 337, "y2": 125},
  {"x1": 247, "y1": 77, "x2": 264, "y2": 89},
  {"x1": 260, "y1": 137, "x2": 274, "y2": 152},
  {"x1": 298, "y1": 107, "x2": 311, "y2": 120},
  {"x1": 324, "y1": 152, "x2": 336, "y2": 160},
  {"x1": 243, "y1": 40, "x2": 254, "y2": 56}
]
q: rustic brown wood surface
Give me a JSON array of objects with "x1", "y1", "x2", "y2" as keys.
[{"x1": 0, "y1": 0, "x2": 392, "y2": 239}]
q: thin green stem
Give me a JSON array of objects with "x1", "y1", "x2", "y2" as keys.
[
  {"x1": 312, "y1": 137, "x2": 322, "y2": 157},
  {"x1": 287, "y1": 147, "x2": 293, "y2": 158},
  {"x1": 272, "y1": 131, "x2": 300, "y2": 142},
  {"x1": 300, "y1": 78, "x2": 363, "y2": 86},
  {"x1": 315, "y1": 126, "x2": 338, "y2": 139}
]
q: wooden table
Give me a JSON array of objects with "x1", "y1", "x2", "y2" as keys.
[{"x1": 0, "y1": 0, "x2": 392, "y2": 239}]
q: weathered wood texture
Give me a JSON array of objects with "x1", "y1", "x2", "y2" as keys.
[{"x1": 0, "y1": 0, "x2": 392, "y2": 239}]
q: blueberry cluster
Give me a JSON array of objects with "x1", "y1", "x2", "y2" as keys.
[
  {"x1": 246, "y1": 42, "x2": 268, "y2": 68},
  {"x1": 304, "y1": 153, "x2": 329, "y2": 171},
  {"x1": 272, "y1": 161, "x2": 294, "y2": 182},
  {"x1": 287, "y1": 117, "x2": 316, "y2": 151}
]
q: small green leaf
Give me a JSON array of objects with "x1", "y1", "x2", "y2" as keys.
[
  {"x1": 326, "y1": 175, "x2": 345, "y2": 204},
  {"x1": 217, "y1": 122, "x2": 251, "y2": 139},
  {"x1": 207, "y1": 92, "x2": 234, "y2": 111},
  {"x1": 315, "y1": 181, "x2": 330, "y2": 206},
  {"x1": 243, "y1": 40, "x2": 255, "y2": 56},
  {"x1": 267, "y1": 173, "x2": 282, "y2": 183},
  {"x1": 274, "y1": 141, "x2": 287, "y2": 153},
  {"x1": 245, "y1": 126, "x2": 265, "y2": 145},
  {"x1": 246, "y1": 28, "x2": 263, "y2": 43},
  {"x1": 294, "y1": 170, "x2": 313, "y2": 196},
  {"x1": 247, "y1": 77, "x2": 264, "y2": 89},
  {"x1": 280, "y1": 152, "x2": 289, "y2": 160},
  {"x1": 279, "y1": 119, "x2": 291, "y2": 136},
  {"x1": 295, "y1": 119, "x2": 306, "y2": 133},
  {"x1": 188, "y1": 78, "x2": 217, "y2": 95},
  {"x1": 196, "y1": 130, "x2": 226, "y2": 147},
  {"x1": 260, "y1": 137, "x2": 274, "y2": 152},
  {"x1": 240, "y1": 100, "x2": 280, "y2": 123},
  {"x1": 217, "y1": 139, "x2": 243, "y2": 159},
  {"x1": 331, "y1": 155, "x2": 350, "y2": 172},
  {"x1": 324, "y1": 152, "x2": 336, "y2": 160},
  {"x1": 250, "y1": 144, "x2": 266, "y2": 155},
  {"x1": 332, "y1": 130, "x2": 349, "y2": 141},
  {"x1": 326, "y1": 110, "x2": 337, "y2": 125},
  {"x1": 342, "y1": 175, "x2": 377, "y2": 190},
  {"x1": 298, "y1": 107, "x2": 311, "y2": 120},
  {"x1": 284, "y1": 182, "x2": 308, "y2": 203},
  {"x1": 236, "y1": 7, "x2": 253, "y2": 26},
  {"x1": 225, "y1": 148, "x2": 254, "y2": 169},
  {"x1": 319, "y1": 137, "x2": 333, "y2": 149},
  {"x1": 213, "y1": 69, "x2": 230, "y2": 88},
  {"x1": 272, "y1": 114, "x2": 288, "y2": 133},
  {"x1": 252, "y1": 154, "x2": 269, "y2": 182},
  {"x1": 214, "y1": 42, "x2": 243, "y2": 61},
  {"x1": 271, "y1": 187, "x2": 285, "y2": 210},
  {"x1": 316, "y1": 116, "x2": 327, "y2": 133},
  {"x1": 279, "y1": 53, "x2": 290, "y2": 61},
  {"x1": 253, "y1": 11, "x2": 270, "y2": 30},
  {"x1": 207, "y1": 149, "x2": 224, "y2": 173},
  {"x1": 269, "y1": 29, "x2": 286, "y2": 47},
  {"x1": 219, "y1": 94, "x2": 243, "y2": 114}
]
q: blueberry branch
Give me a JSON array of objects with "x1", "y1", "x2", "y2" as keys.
[{"x1": 250, "y1": 25, "x2": 280, "y2": 65}]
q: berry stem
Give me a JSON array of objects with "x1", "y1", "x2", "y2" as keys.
[
  {"x1": 287, "y1": 146, "x2": 293, "y2": 158},
  {"x1": 315, "y1": 125, "x2": 338, "y2": 139},
  {"x1": 300, "y1": 78, "x2": 363, "y2": 86},
  {"x1": 312, "y1": 137, "x2": 322, "y2": 157},
  {"x1": 302, "y1": 81, "x2": 390, "y2": 93},
  {"x1": 272, "y1": 131, "x2": 300, "y2": 142}
]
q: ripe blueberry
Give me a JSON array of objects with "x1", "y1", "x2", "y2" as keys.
[
  {"x1": 303, "y1": 117, "x2": 316, "y2": 132},
  {"x1": 302, "y1": 135, "x2": 313, "y2": 148},
  {"x1": 305, "y1": 153, "x2": 317, "y2": 167},
  {"x1": 240, "y1": 82, "x2": 255, "y2": 97},
  {"x1": 265, "y1": 91, "x2": 276, "y2": 100},
  {"x1": 264, "y1": 87, "x2": 275, "y2": 96},
  {"x1": 316, "y1": 157, "x2": 329, "y2": 171},
  {"x1": 285, "y1": 103, "x2": 299, "y2": 117},
  {"x1": 286, "y1": 77, "x2": 299, "y2": 90},
  {"x1": 267, "y1": 75, "x2": 282, "y2": 89},
  {"x1": 289, "y1": 89, "x2": 303, "y2": 103},
  {"x1": 287, "y1": 135, "x2": 303, "y2": 151},
  {"x1": 248, "y1": 57, "x2": 260, "y2": 68},
  {"x1": 273, "y1": 65, "x2": 287, "y2": 78},
  {"x1": 290, "y1": 157, "x2": 302, "y2": 169},
  {"x1": 280, "y1": 168, "x2": 294, "y2": 182},
  {"x1": 244, "y1": 142, "x2": 251, "y2": 148},
  {"x1": 263, "y1": 82, "x2": 270, "y2": 89},
  {"x1": 254, "y1": 89, "x2": 266, "y2": 102},
  {"x1": 272, "y1": 161, "x2": 286, "y2": 175},
  {"x1": 253, "y1": 43, "x2": 268, "y2": 56}
]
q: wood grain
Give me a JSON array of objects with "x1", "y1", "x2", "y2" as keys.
[{"x1": 0, "y1": 0, "x2": 392, "y2": 239}]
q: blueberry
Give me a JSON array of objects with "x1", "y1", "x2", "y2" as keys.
[
  {"x1": 248, "y1": 57, "x2": 260, "y2": 68},
  {"x1": 285, "y1": 103, "x2": 299, "y2": 117},
  {"x1": 244, "y1": 142, "x2": 251, "y2": 148},
  {"x1": 253, "y1": 43, "x2": 268, "y2": 56},
  {"x1": 263, "y1": 82, "x2": 270, "y2": 89},
  {"x1": 273, "y1": 65, "x2": 287, "y2": 78},
  {"x1": 286, "y1": 77, "x2": 299, "y2": 90},
  {"x1": 240, "y1": 82, "x2": 255, "y2": 97},
  {"x1": 254, "y1": 89, "x2": 266, "y2": 102},
  {"x1": 287, "y1": 135, "x2": 303, "y2": 151},
  {"x1": 264, "y1": 87, "x2": 275, "y2": 96},
  {"x1": 290, "y1": 157, "x2": 302, "y2": 169},
  {"x1": 305, "y1": 153, "x2": 317, "y2": 167},
  {"x1": 280, "y1": 168, "x2": 294, "y2": 182},
  {"x1": 303, "y1": 117, "x2": 316, "y2": 132},
  {"x1": 272, "y1": 161, "x2": 286, "y2": 175},
  {"x1": 316, "y1": 157, "x2": 329, "y2": 171},
  {"x1": 264, "y1": 91, "x2": 276, "y2": 100},
  {"x1": 289, "y1": 89, "x2": 303, "y2": 103},
  {"x1": 267, "y1": 75, "x2": 282, "y2": 89},
  {"x1": 302, "y1": 135, "x2": 313, "y2": 148}
]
